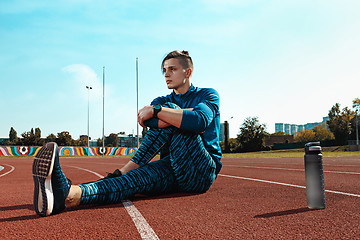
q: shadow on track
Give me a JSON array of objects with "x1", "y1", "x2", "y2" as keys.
[
  {"x1": 0, "y1": 204, "x2": 39, "y2": 223},
  {"x1": 66, "y1": 192, "x2": 201, "y2": 212},
  {"x1": 131, "y1": 192, "x2": 201, "y2": 202},
  {"x1": 0, "y1": 193, "x2": 202, "y2": 222},
  {"x1": 0, "y1": 204, "x2": 33, "y2": 211},
  {"x1": 254, "y1": 207, "x2": 317, "y2": 218},
  {"x1": 0, "y1": 214, "x2": 39, "y2": 223}
]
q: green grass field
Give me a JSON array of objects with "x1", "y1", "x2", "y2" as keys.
[{"x1": 223, "y1": 150, "x2": 360, "y2": 158}]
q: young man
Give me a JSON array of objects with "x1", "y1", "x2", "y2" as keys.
[{"x1": 32, "y1": 50, "x2": 222, "y2": 216}]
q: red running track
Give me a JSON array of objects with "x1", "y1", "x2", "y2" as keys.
[{"x1": 1, "y1": 156, "x2": 359, "y2": 239}]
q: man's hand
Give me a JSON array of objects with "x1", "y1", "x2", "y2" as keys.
[
  {"x1": 138, "y1": 105, "x2": 192, "y2": 129},
  {"x1": 138, "y1": 105, "x2": 154, "y2": 128}
]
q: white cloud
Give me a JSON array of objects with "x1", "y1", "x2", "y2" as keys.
[{"x1": 62, "y1": 64, "x2": 103, "y2": 101}]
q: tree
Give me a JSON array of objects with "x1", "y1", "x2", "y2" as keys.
[
  {"x1": 14, "y1": 127, "x2": 44, "y2": 146},
  {"x1": 56, "y1": 131, "x2": 73, "y2": 146},
  {"x1": 353, "y1": 98, "x2": 360, "y2": 109},
  {"x1": 327, "y1": 103, "x2": 354, "y2": 145},
  {"x1": 294, "y1": 129, "x2": 316, "y2": 143},
  {"x1": 46, "y1": 133, "x2": 57, "y2": 143},
  {"x1": 34, "y1": 128, "x2": 45, "y2": 145},
  {"x1": 21, "y1": 128, "x2": 36, "y2": 146},
  {"x1": 294, "y1": 127, "x2": 334, "y2": 143},
  {"x1": 313, "y1": 126, "x2": 334, "y2": 141},
  {"x1": 97, "y1": 138, "x2": 103, "y2": 147},
  {"x1": 8, "y1": 127, "x2": 18, "y2": 145},
  {"x1": 78, "y1": 135, "x2": 88, "y2": 146},
  {"x1": 236, "y1": 117, "x2": 268, "y2": 152},
  {"x1": 220, "y1": 138, "x2": 239, "y2": 153},
  {"x1": 105, "y1": 133, "x2": 119, "y2": 147}
]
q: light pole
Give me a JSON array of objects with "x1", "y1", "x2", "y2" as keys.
[
  {"x1": 102, "y1": 66, "x2": 105, "y2": 157},
  {"x1": 356, "y1": 108, "x2": 359, "y2": 146},
  {"x1": 136, "y1": 58, "x2": 139, "y2": 148},
  {"x1": 86, "y1": 85, "x2": 92, "y2": 155}
]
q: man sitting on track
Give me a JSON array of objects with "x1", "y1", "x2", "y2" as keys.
[{"x1": 32, "y1": 50, "x2": 222, "y2": 216}]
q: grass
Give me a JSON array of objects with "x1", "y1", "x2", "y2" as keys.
[{"x1": 222, "y1": 149, "x2": 360, "y2": 158}]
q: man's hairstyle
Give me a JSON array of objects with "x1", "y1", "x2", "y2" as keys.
[{"x1": 161, "y1": 50, "x2": 193, "y2": 73}]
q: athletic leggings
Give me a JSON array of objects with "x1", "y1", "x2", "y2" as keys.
[{"x1": 78, "y1": 106, "x2": 217, "y2": 205}]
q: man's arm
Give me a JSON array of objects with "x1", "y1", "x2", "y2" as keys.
[{"x1": 138, "y1": 105, "x2": 192, "y2": 129}]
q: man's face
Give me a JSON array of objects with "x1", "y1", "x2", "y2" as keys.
[{"x1": 163, "y1": 58, "x2": 188, "y2": 91}]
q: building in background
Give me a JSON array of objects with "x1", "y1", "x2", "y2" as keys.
[
  {"x1": 0, "y1": 137, "x2": 7, "y2": 145},
  {"x1": 220, "y1": 123, "x2": 225, "y2": 142},
  {"x1": 275, "y1": 117, "x2": 329, "y2": 135},
  {"x1": 118, "y1": 134, "x2": 142, "y2": 148}
]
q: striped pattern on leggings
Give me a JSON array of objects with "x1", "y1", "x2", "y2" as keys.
[{"x1": 79, "y1": 108, "x2": 217, "y2": 205}]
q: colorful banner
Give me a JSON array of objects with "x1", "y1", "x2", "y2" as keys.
[{"x1": 0, "y1": 146, "x2": 137, "y2": 157}]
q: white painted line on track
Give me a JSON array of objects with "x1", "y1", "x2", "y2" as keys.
[
  {"x1": 66, "y1": 165, "x2": 104, "y2": 178},
  {"x1": 0, "y1": 164, "x2": 15, "y2": 178},
  {"x1": 223, "y1": 165, "x2": 360, "y2": 175},
  {"x1": 65, "y1": 165, "x2": 159, "y2": 240},
  {"x1": 122, "y1": 200, "x2": 160, "y2": 240},
  {"x1": 324, "y1": 170, "x2": 360, "y2": 175},
  {"x1": 218, "y1": 174, "x2": 360, "y2": 198},
  {"x1": 223, "y1": 160, "x2": 360, "y2": 168}
]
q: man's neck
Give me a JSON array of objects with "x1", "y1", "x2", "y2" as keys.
[{"x1": 174, "y1": 81, "x2": 191, "y2": 95}]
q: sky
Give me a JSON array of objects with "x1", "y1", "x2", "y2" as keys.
[{"x1": 1, "y1": 0, "x2": 360, "y2": 140}]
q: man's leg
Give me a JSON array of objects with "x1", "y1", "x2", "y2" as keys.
[
  {"x1": 131, "y1": 101, "x2": 217, "y2": 193},
  {"x1": 32, "y1": 142, "x2": 72, "y2": 216},
  {"x1": 33, "y1": 128, "x2": 176, "y2": 216},
  {"x1": 169, "y1": 131, "x2": 217, "y2": 193},
  {"x1": 78, "y1": 157, "x2": 177, "y2": 205}
]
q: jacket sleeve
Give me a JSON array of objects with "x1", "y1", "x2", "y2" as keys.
[
  {"x1": 150, "y1": 96, "x2": 168, "y2": 106},
  {"x1": 144, "y1": 95, "x2": 169, "y2": 128},
  {"x1": 180, "y1": 89, "x2": 220, "y2": 133}
]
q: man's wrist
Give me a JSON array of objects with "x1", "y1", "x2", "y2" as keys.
[{"x1": 153, "y1": 104, "x2": 162, "y2": 118}]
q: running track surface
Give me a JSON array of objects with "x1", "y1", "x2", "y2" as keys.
[{"x1": 1, "y1": 156, "x2": 359, "y2": 239}]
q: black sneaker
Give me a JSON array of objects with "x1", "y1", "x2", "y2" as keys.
[
  {"x1": 104, "y1": 169, "x2": 122, "y2": 179},
  {"x1": 32, "y1": 142, "x2": 71, "y2": 216}
]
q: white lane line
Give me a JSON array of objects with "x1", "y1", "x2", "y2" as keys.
[
  {"x1": 0, "y1": 164, "x2": 15, "y2": 178},
  {"x1": 223, "y1": 160, "x2": 360, "y2": 167},
  {"x1": 218, "y1": 174, "x2": 360, "y2": 198},
  {"x1": 65, "y1": 165, "x2": 159, "y2": 240},
  {"x1": 66, "y1": 165, "x2": 104, "y2": 178},
  {"x1": 224, "y1": 165, "x2": 360, "y2": 175},
  {"x1": 324, "y1": 170, "x2": 360, "y2": 175},
  {"x1": 122, "y1": 200, "x2": 160, "y2": 240}
]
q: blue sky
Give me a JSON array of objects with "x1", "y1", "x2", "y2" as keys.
[{"x1": 1, "y1": 0, "x2": 360, "y2": 140}]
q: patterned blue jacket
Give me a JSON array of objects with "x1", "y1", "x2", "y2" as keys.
[{"x1": 146, "y1": 84, "x2": 222, "y2": 174}]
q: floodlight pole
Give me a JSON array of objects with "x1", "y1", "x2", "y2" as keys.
[
  {"x1": 136, "y1": 58, "x2": 139, "y2": 148},
  {"x1": 86, "y1": 85, "x2": 92, "y2": 156},
  {"x1": 102, "y1": 66, "x2": 105, "y2": 157}
]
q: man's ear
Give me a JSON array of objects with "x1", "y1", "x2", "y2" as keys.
[{"x1": 186, "y1": 68, "x2": 192, "y2": 78}]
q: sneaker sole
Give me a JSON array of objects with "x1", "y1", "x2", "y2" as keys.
[{"x1": 32, "y1": 143, "x2": 56, "y2": 216}]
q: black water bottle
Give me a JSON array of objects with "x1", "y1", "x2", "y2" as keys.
[{"x1": 304, "y1": 142, "x2": 326, "y2": 209}]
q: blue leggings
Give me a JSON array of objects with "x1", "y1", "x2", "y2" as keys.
[{"x1": 79, "y1": 106, "x2": 217, "y2": 205}]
